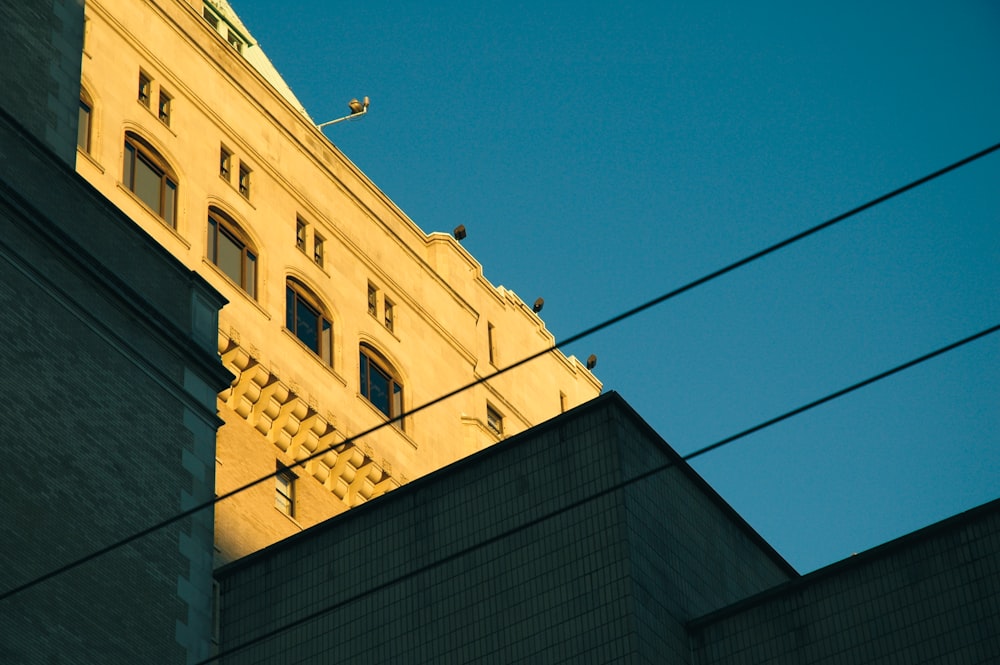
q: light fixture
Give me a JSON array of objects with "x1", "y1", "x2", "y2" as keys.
[
  {"x1": 586, "y1": 354, "x2": 597, "y2": 370},
  {"x1": 453, "y1": 224, "x2": 467, "y2": 241},
  {"x1": 532, "y1": 298, "x2": 544, "y2": 313},
  {"x1": 317, "y1": 96, "x2": 370, "y2": 129}
]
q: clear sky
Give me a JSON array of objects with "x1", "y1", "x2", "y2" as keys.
[{"x1": 231, "y1": 0, "x2": 999, "y2": 573}]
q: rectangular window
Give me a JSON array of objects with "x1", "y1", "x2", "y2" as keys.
[
  {"x1": 296, "y1": 217, "x2": 307, "y2": 251},
  {"x1": 124, "y1": 139, "x2": 177, "y2": 227},
  {"x1": 384, "y1": 299, "x2": 394, "y2": 332},
  {"x1": 559, "y1": 391, "x2": 568, "y2": 413},
  {"x1": 487, "y1": 322, "x2": 497, "y2": 365},
  {"x1": 220, "y1": 146, "x2": 232, "y2": 181},
  {"x1": 314, "y1": 233, "x2": 325, "y2": 267},
  {"x1": 138, "y1": 71, "x2": 151, "y2": 107},
  {"x1": 203, "y1": 6, "x2": 219, "y2": 29},
  {"x1": 367, "y1": 283, "x2": 378, "y2": 317},
  {"x1": 157, "y1": 89, "x2": 172, "y2": 126},
  {"x1": 227, "y1": 29, "x2": 244, "y2": 52},
  {"x1": 275, "y1": 466, "x2": 295, "y2": 517},
  {"x1": 487, "y1": 405, "x2": 503, "y2": 436},
  {"x1": 77, "y1": 98, "x2": 91, "y2": 152},
  {"x1": 238, "y1": 163, "x2": 251, "y2": 198}
]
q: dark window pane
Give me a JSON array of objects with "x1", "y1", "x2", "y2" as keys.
[
  {"x1": 164, "y1": 180, "x2": 176, "y2": 225},
  {"x1": 286, "y1": 286, "x2": 295, "y2": 330},
  {"x1": 367, "y1": 361, "x2": 391, "y2": 417},
  {"x1": 246, "y1": 252, "x2": 256, "y2": 298},
  {"x1": 321, "y1": 319, "x2": 332, "y2": 364},
  {"x1": 296, "y1": 297, "x2": 320, "y2": 353},
  {"x1": 208, "y1": 218, "x2": 218, "y2": 262},
  {"x1": 217, "y1": 226, "x2": 243, "y2": 284},
  {"x1": 124, "y1": 143, "x2": 135, "y2": 189},
  {"x1": 134, "y1": 153, "x2": 162, "y2": 212},
  {"x1": 359, "y1": 351, "x2": 369, "y2": 399},
  {"x1": 77, "y1": 101, "x2": 90, "y2": 151}
]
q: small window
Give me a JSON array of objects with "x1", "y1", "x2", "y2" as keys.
[
  {"x1": 220, "y1": 146, "x2": 232, "y2": 181},
  {"x1": 77, "y1": 93, "x2": 92, "y2": 152},
  {"x1": 158, "y1": 89, "x2": 172, "y2": 126},
  {"x1": 238, "y1": 163, "x2": 251, "y2": 198},
  {"x1": 487, "y1": 322, "x2": 497, "y2": 366},
  {"x1": 203, "y1": 6, "x2": 219, "y2": 30},
  {"x1": 367, "y1": 283, "x2": 378, "y2": 317},
  {"x1": 275, "y1": 466, "x2": 295, "y2": 517},
  {"x1": 559, "y1": 391, "x2": 568, "y2": 413},
  {"x1": 208, "y1": 208, "x2": 257, "y2": 298},
  {"x1": 138, "y1": 71, "x2": 152, "y2": 107},
  {"x1": 313, "y1": 233, "x2": 325, "y2": 267},
  {"x1": 286, "y1": 279, "x2": 332, "y2": 365},
  {"x1": 486, "y1": 405, "x2": 503, "y2": 436},
  {"x1": 360, "y1": 344, "x2": 404, "y2": 429},
  {"x1": 123, "y1": 131, "x2": 178, "y2": 226},
  {"x1": 227, "y1": 29, "x2": 244, "y2": 53},
  {"x1": 384, "y1": 299, "x2": 395, "y2": 332},
  {"x1": 295, "y1": 217, "x2": 307, "y2": 251}
]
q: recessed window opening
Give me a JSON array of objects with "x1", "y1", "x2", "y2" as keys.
[
  {"x1": 295, "y1": 217, "x2": 307, "y2": 251},
  {"x1": 238, "y1": 163, "x2": 251, "y2": 198},
  {"x1": 78, "y1": 91, "x2": 92, "y2": 152},
  {"x1": 123, "y1": 131, "x2": 177, "y2": 226},
  {"x1": 220, "y1": 146, "x2": 232, "y2": 181},
  {"x1": 360, "y1": 344, "x2": 404, "y2": 429},
  {"x1": 275, "y1": 466, "x2": 295, "y2": 517},
  {"x1": 286, "y1": 279, "x2": 332, "y2": 365},
  {"x1": 158, "y1": 89, "x2": 172, "y2": 126},
  {"x1": 384, "y1": 298, "x2": 394, "y2": 332},
  {"x1": 138, "y1": 71, "x2": 151, "y2": 107},
  {"x1": 208, "y1": 208, "x2": 256, "y2": 298},
  {"x1": 367, "y1": 283, "x2": 378, "y2": 317},
  {"x1": 487, "y1": 404, "x2": 503, "y2": 436},
  {"x1": 314, "y1": 233, "x2": 325, "y2": 267}
]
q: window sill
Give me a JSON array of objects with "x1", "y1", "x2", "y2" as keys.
[
  {"x1": 137, "y1": 99, "x2": 178, "y2": 138},
  {"x1": 201, "y1": 258, "x2": 272, "y2": 319},
  {"x1": 275, "y1": 506, "x2": 303, "y2": 530},
  {"x1": 76, "y1": 146, "x2": 104, "y2": 174},
  {"x1": 356, "y1": 394, "x2": 418, "y2": 450},
  {"x1": 115, "y1": 181, "x2": 191, "y2": 249},
  {"x1": 280, "y1": 327, "x2": 348, "y2": 388}
]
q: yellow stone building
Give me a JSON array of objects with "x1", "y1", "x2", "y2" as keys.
[{"x1": 76, "y1": 0, "x2": 601, "y2": 564}]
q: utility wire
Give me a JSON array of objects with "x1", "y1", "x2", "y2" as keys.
[
  {"x1": 1, "y1": 141, "x2": 998, "y2": 603},
  {"x1": 196, "y1": 322, "x2": 1000, "y2": 664}
]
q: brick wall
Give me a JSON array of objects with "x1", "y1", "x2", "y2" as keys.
[
  {"x1": 217, "y1": 393, "x2": 792, "y2": 663},
  {"x1": 0, "y1": 106, "x2": 229, "y2": 663},
  {"x1": 689, "y1": 500, "x2": 1000, "y2": 664}
]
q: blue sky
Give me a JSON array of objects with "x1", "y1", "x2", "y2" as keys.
[{"x1": 233, "y1": 0, "x2": 999, "y2": 573}]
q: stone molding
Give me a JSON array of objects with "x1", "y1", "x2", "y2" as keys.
[{"x1": 219, "y1": 334, "x2": 400, "y2": 508}]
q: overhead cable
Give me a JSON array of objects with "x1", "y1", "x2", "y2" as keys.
[
  {"x1": 1, "y1": 140, "x2": 997, "y2": 603},
  {"x1": 195, "y1": 322, "x2": 1000, "y2": 664}
]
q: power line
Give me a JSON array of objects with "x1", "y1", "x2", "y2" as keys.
[
  {"x1": 1, "y1": 140, "x2": 997, "y2": 603},
  {"x1": 195, "y1": 322, "x2": 1000, "y2": 664}
]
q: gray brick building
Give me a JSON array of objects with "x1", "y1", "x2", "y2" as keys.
[
  {"x1": 0, "y1": 1, "x2": 231, "y2": 662},
  {"x1": 216, "y1": 393, "x2": 999, "y2": 663}
]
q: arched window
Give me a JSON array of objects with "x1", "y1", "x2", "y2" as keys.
[
  {"x1": 285, "y1": 278, "x2": 332, "y2": 365},
  {"x1": 359, "y1": 344, "x2": 404, "y2": 429},
  {"x1": 208, "y1": 207, "x2": 257, "y2": 298},
  {"x1": 78, "y1": 89, "x2": 93, "y2": 152},
  {"x1": 123, "y1": 131, "x2": 177, "y2": 226}
]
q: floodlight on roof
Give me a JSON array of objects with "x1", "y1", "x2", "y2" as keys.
[{"x1": 317, "y1": 96, "x2": 370, "y2": 129}]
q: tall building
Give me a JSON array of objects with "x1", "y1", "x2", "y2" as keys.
[{"x1": 75, "y1": 0, "x2": 601, "y2": 565}]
